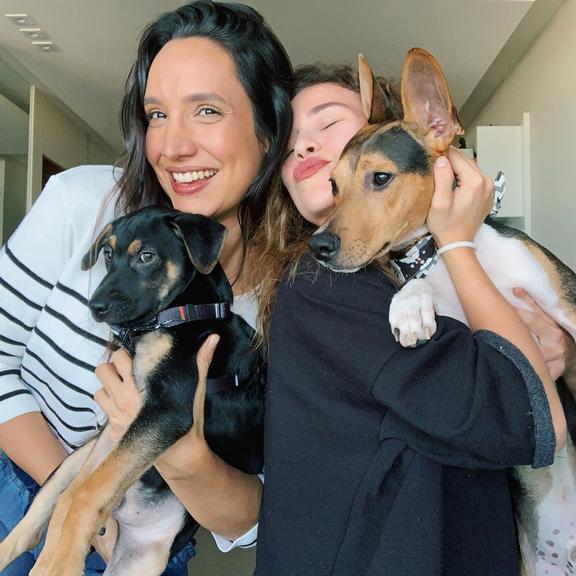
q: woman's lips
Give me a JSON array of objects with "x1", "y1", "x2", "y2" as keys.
[
  {"x1": 168, "y1": 170, "x2": 216, "y2": 195},
  {"x1": 293, "y1": 158, "x2": 330, "y2": 183},
  {"x1": 170, "y1": 178, "x2": 211, "y2": 195}
]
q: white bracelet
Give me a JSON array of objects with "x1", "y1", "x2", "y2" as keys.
[{"x1": 436, "y1": 241, "x2": 476, "y2": 256}]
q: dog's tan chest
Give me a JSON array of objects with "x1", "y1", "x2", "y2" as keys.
[{"x1": 133, "y1": 332, "x2": 174, "y2": 390}]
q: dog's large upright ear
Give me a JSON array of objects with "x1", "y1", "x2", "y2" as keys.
[
  {"x1": 358, "y1": 54, "x2": 398, "y2": 125},
  {"x1": 81, "y1": 224, "x2": 113, "y2": 271},
  {"x1": 401, "y1": 47, "x2": 463, "y2": 154},
  {"x1": 171, "y1": 213, "x2": 227, "y2": 274}
]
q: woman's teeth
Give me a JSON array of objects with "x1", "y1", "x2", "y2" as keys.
[{"x1": 172, "y1": 170, "x2": 217, "y2": 183}]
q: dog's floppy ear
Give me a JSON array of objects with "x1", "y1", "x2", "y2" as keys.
[
  {"x1": 171, "y1": 213, "x2": 227, "y2": 274},
  {"x1": 401, "y1": 47, "x2": 463, "y2": 154},
  {"x1": 358, "y1": 54, "x2": 397, "y2": 125},
  {"x1": 81, "y1": 224, "x2": 113, "y2": 271}
]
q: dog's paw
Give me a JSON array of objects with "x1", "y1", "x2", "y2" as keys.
[
  {"x1": 0, "y1": 527, "x2": 42, "y2": 571},
  {"x1": 389, "y1": 279, "x2": 437, "y2": 348},
  {"x1": 0, "y1": 538, "x2": 17, "y2": 572}
]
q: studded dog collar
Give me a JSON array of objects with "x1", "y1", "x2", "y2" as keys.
[
  {"x1": 389, "y1": 234, "x2": 438, "y2": 284},
  {"x1": 390, "y1": 171, "x2": 506, "y2": 284}
]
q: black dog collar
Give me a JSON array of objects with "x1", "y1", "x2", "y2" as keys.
[
  {"x1": 109, "y1": 301, "x2": 238, "y2": 395},
  {"x1": 110, "y1": 302, "x2": 231, "y2": 344},
  {"x1": 389, "y1": 234, "x2": 438, "y2": 284},
  {"x1": 145, "y1": 302, "x2": 231, "y2": 330}
]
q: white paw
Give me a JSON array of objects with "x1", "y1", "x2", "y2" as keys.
[{"x1": 389, "y1": 279, "x2": 437, "y2": 348}]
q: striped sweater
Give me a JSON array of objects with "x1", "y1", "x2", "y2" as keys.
[
  {"x1": 0, "y1": 165, "x2": 119, "y2": 449},
  {"x1": 0, "y1": 164, "x2": 259, "y2": 551}
]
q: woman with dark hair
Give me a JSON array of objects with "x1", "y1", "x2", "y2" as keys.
[{"x1": 0, "y1": 1, "x2": 292, "y2": 574}]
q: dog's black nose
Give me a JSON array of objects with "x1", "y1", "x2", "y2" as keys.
[
  {"x1": 89, "y1": 298, "x2": 111, "y2": 319},
  {"x1": 309, "y1": 232, "x2": 341, "y2": 262}
]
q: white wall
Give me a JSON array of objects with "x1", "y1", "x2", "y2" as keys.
[
  {"x1": 1, "y1": 155, "x2": 27, "y2": 243},
  {"x1": 88, "y1": 133, "x2": 118, "y2": 167},
  {"x1": 466, "y1": 0, "x2": 576, "y2": 271},
  {"x1": 27, "y1": 86, "x2": 118, "y2": 208}
]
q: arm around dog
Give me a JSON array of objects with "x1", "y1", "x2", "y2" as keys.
[
  {"x1": 154, "y1": 334, "x2": 262, "y2": 542},
  {"x1": 427, "y1": 150, "x2": 566, "y2": 450},
  {"x1": 96, "y1": 340, "x2": 262, "y2": 542}
]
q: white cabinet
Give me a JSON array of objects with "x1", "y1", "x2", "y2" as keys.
[{"x1": 475, "y1": 112, "x2": 531, "y2": 233}]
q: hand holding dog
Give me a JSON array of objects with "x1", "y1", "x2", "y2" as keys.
[
  {"x1": 95, "y1": 336, "x2": 220, "y2": 472},
  {"x1": 155, "y1": 334, "x2": 220, "y2": 475},
  {"x1": 91, "y1": 336, "x2": 219, "y2": 562},
  {"x1": 427, "y1": 147, "x2": 494, "y2": 247},
  {"x1": 514, "y1": 287, "x2": 576, "y2": 382},
  {"x1": 94, "y1": 351, "x2": 142, "y2": 443}
]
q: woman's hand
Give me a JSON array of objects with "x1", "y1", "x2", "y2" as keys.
[
  {"x1": 94, "y1": 350, "x2": 142, "y2": 442},
  {"x1": 155, "y1": 334, "x2": 220, "y2": 478},
  {"x1": 427, "y1": 147, "x2": 494, "y2": 247},
  {"x1": 513, "y1": 287, "x2": 576, "y2": 382}
]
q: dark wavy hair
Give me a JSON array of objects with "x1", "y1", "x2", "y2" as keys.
[{"x1": 114, "y1": 0, "x2": 293, "y2": 266}]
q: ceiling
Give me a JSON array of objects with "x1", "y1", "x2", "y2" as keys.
[{"x1": 0, "y1": 0, "x2": 558, "y2": 152}]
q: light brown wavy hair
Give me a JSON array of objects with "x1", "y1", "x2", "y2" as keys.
[{"x1": 247, "y1": 62, "x2": 403, "y2": 348}]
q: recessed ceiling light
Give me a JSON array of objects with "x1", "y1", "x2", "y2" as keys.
[
  {"x1": 19, "y1": 27, "x2": 49, "y2": 40},
  {"x1": 32, "y1": 41, "x2": 59, "y2": 52},
  {"x1": 5, "y1": 13, "x2": 36, "y2": 26}
]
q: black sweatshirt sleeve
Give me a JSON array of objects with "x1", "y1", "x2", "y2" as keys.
[
  {"x1": 280, "y1": 255, "x2": 555, "y2": 471},
  {"x1": 372, "y1": 317, "x2": 555, "y2": 469}
]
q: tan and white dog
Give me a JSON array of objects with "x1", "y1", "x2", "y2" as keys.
[{"x1": 309, "y1": 48, "x2": 576, "y2": 576}]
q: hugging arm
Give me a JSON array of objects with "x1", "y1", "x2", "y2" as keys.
[
  {"x1": 514, "y1": 287, "x2": 576, "y2": 388},
  {"x1": 372, "y1": 318, "x2": 556, "y2": 469},
  {"x1": 426, "y1": 149, "x2": 566, "y2": 449},
  {"x1": 95, "y1": 339, "x2": 262, "y2": 544}
]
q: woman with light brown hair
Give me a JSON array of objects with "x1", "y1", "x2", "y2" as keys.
[{"x1": 252, "y1": 61, "x2": 575, "y2": 576}]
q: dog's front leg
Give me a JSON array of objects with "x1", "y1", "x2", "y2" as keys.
[
  {"x1": 0, "y1": 437, "x2": 99, "y2": 572},
  {"x1": 31, "y1": 411, "x2": 179, "y2": 576},
  {"x1": 389, "y1": 278, "x2": 437, "y2": 347}
]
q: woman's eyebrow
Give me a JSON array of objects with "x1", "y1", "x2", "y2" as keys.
[
  {"x1": 307, "y1": 102, "x2": 350, "y2": 117},
  {"x1": 186, "y1": 92, "x2": 228, "y2": 104},
  {"x1": 143, "y1": 92, "x2": 227, "y2": 106}
]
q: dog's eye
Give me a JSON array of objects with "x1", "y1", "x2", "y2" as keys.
[
  {"x1": 102, "y1": 247, "x2": 113, "y2": 263},
  {"x1": 372, "y1": 172, "x2": 393, "y2": 188},
  {"x1": 330, "y1": 178, "x2": 339, "y2": 197},
  {"x1": 138, "y1": 252, "x2": 156, "y2": 264}
]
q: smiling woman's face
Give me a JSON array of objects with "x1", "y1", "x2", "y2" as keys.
[
  {"x1": 282, "y1": 83, "x2": 367, "y2": 226},
  {"x1": 144, "y1": 36, "x2": 264, "y2": 229}
]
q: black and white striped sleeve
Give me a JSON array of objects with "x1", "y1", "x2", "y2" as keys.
[{"x1": 0, "y1": 175, "x2": 76, "y2": 423}]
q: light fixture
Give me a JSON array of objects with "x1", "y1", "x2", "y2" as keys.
[
  {"x1": 19, "y1": 27, "x2": 49, "y2": 40},
  {"x1": 5, "y1": 13, "x2": 36, "y2": 26},
  {"x1": 32, "y1": 41, "x2": 59, "y2": 52},
  {"x1": 4, "y1": 14, "x2": 59, "y2": 53}
]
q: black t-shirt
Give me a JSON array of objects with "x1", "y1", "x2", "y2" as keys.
[{"x1": 255, "y1": 254, "x2": 554, "y2": 576}]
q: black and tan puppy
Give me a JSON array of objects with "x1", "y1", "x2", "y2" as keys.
[
  {"x1": 0, "y1": 206, "x2": 264, "y2": 576},
  {"x1": 310, "y1": 49, "x2": 576, "y2": 576}
]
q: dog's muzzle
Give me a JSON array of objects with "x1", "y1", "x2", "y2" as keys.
[{"x1": 309, "y1": 232, "x2": 341, "y2": 263}]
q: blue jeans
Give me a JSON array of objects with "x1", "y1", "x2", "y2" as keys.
[{"x1": 0, "y1": 452, "x2": 196, "y2": 575}]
